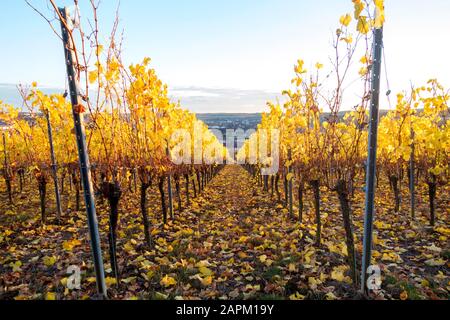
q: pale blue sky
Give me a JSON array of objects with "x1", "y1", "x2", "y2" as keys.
[{"x1": 1, "y1": 0, "x2": 449, "y2": 113}]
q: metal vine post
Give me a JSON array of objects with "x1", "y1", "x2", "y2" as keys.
[
  {"x1": 361, "y1": 26, "x2": 384, "y2": 294},
  {"x1": 58, "y1": 6, "x2": 107, "y2": 299}
]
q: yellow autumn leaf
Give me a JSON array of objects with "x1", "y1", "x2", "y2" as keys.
[
  {"x1": 86, "y1": 277, "x2": 96, "y2": 283},
  {"x1": 375, "y1": 0, "x2": 384, "y2": 10},
  {"x1": 88, "y1": 71, "x2": 98, "y2": 84},
  {"x1": 201, "y1": 276, "x2": 213, "y2": 286},
  {"x1": 43, "y1": 256, "x2": 57, "y2": 267},
  {"x1": 359, "y1": 67, "x2": 368, "y2": 77},
  {"x1": 105, "y1": 277, "x2": 117, "y2": 286},
  {"x1": 160, "y1": 275, "x2": 177, "y2": 288},
  {"x1": 96, "y1": 44, "x2": 104, "y2": 56},
  {"x1": 10, "y1": 261, "x2": 22, "y2": 272},
  {"x1": 45, "y1": 292, "x2": 56, "y2": 300},
  {"x1": 62, "y1": 239, "x2": 82, "y2": 251},
  {"x1": 60, "y1": 278, "x2": 68, "y2": 287},
  {"x1": 154, "y1": 292, "x2": 169, "y2": 300},
  {"x1": 238, "y1": 236, "x2": 249, "y2": 243},
  {"x1": 303, "y1": 248, "x2": 315, "y2": 264},
  {"x1": 357, "y1": 16, "x2": 370, "y2": 34},
  {"x1": 339, "y1": 14, "x2": 352, "y2": 27},
  {"x1": 353, "y1": 0, "x2": 365, "y2": 19},
  {"x1": 360, "y1": 55, "x2": 369, "y2": 64},
  {"x1": 374, "y1": 0, "x2": 385, "y2": 28},
  {"x1": 265, "y1": 259, "x2": 274, "y2": 267},
  {"x1": 195, "y1": 260, "x2": 210, "y2": 268},
  {"x1": 342, "y1": 36, "x2": 353, "y2": 44},
  {"x1": 325, "y1": 292, "x2": 338, "y2": 300},
  {"x1": 289, "y1": 292, "x2": 305, "y2": 300},
  {"x1": 330, "y1": 266, "x2": 352, "y2": 283},
  {"x1": 124, "y1": 242, "x2": 135, "y2": 253},
  {"x1": 121, "y1": 277, "x2": 137, "y2": 284},
  {"x1": 400, "y1": 291, "x2": 408, "y2": 300},
  {"x1": 435, "y1": 227, "x2": 450, "y2": 236},
  {"x1": 420, "y1": 279, "x2": 430, "y2": 288},
  {"x1": 145, "y1": 271, "x2": 155, "y2": 280},
  {"x1": 198, "y1": 266, "x2": 214, "y2": 277},
  {"x1": 238, "y1": 251, "x2": 248, "y2": 259},
  {"x1": 425, "y1": 258, "x2": 446, "y2": 267},
  {"x1": 331, "y1": 270, "x2": 346, "y2": 282},
  {"x1": 308, "y1": 277, "x2": 321, "y2": 289}
]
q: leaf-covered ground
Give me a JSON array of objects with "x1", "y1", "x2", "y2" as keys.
[{"x1": 0, "y1": 166, "x2": 449, "y2": 300}]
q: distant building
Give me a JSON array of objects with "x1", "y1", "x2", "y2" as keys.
[{"x1": 0, "y1": 120, "x2": 13, "y2": 131}]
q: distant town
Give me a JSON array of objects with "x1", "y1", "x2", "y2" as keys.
[
  {"x1": 197, "y1": 113, "x2": 261, "y2": 131},
  {"x1": 197, "y1": 113, "x2": 262, "y2": 150}
]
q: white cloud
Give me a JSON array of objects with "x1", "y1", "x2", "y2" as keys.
[{"x1": 170, "y1": 89, "x2": 221, "y2": 98}]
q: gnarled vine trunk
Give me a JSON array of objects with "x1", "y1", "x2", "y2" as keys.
[
  {"x1": 196, "y1": 171, "x2": 202, "y2": 193},
  {"x1": 310, "y1": 180, "x2": 321, "y2": 246},
  {"x1": 192, "y1": 173, "x2": 197, "y2": 198},
  {"x1": 140, "y1": 182, "x2": 152, "y2": 248},
  {"x1": 175, "y1": 175, "x2": 182, "y2": 213},
  {"x1": 298, "y1": 182, "x2": 304, "y2": 223},
  {"x1": 60, "y1": 172, "x2": 66, "y2": 195},
  {"x1": 159, "y1": 176, "x2": 168, "y2": 225},
  {"x1": 18, "y1": 168, "x2": 25, "y2": 194},
  {"x1": 184, "y1": 174, "x2": 190, "y2": 205},
  {"x1": 275, "y1": 174, "x2": 281, "y2": 202},
  {"x1": 427, "y1": 175, "x2": 437, "y2": 226},
  {"x1": 5, "y1": 177, "x2": 13, "y2": 205},
  {"x1": 102, "y1": 182, "x2": 122, "y2": 282},
  {"x1": 389, "y1": 175, "x2": 401, "y2": 213},
  {"x1": 271, "y1": 176, "x2": 275, "y2": 197},
  {"x1": 38, "y1": 177, "x2": 47, "y2": 224},
  {"x1": 264, "y1": 175, "x2": 269, "y2": 192},
  {"x1": 284, "y1": 175, "x2": 288, "y2": 207},
  {"x1": 336, "y1": 180, "x2": 358, "y2": 287}
]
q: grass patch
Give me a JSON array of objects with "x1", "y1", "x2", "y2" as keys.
[
  {"x1": 384, "y1": 274, "x2": 397, "y2": 286},
  {"x1": 176, "y1": 267, "x2": 196, "y2": 284},
  {"x1": 263, "y1": 266, "x2": 283, "y2": 280},
  {"x1": 399, "y1": 281, "x2": 423, "y2": 300}
]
